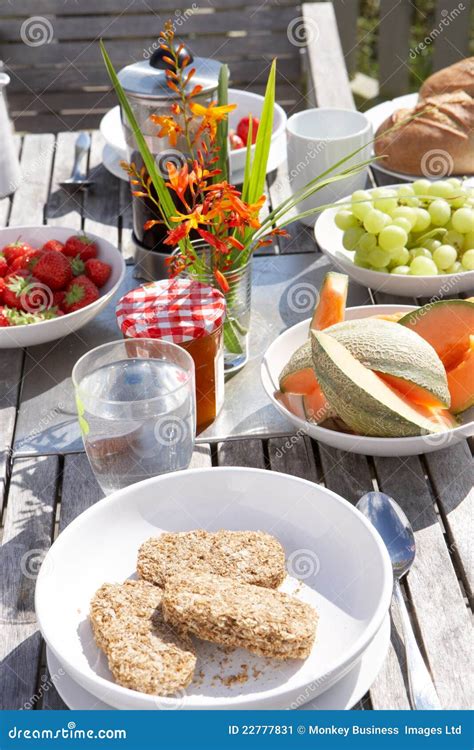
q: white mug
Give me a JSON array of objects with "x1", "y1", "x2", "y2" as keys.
[{"x1": 286, "y1": 108, "x2": 372, "y2": 226}]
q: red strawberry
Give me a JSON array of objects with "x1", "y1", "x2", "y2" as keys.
[
  {"x1": 10, "y1": 248, "x2": 44, "y2": 273},
  {"x1": 2, "y1": 240, "x2": 35, "y2": 266},
  {"x1": 236, "y1": 116, "x2": 259, "y2": 145},
  {"x1": 34, "y1": 251, "x2": 72, "y2": 291},
  {"x1": 3, "y1": 271, "x2": 35, "y2": 311},
  {"x1": 84, "y1": 258, "x2": 111, "y2": 288},
  {"x1": 0, "y1": 311, "x2": 11, "y2": 327},
  {"x1": 229, "y1": 131, "x2": 245, "y2": 150},
  {"x1": 62, "y1": 234, "x2": 98, "y2": 261},
  {"x1": 0, "y1": 278, "x2": 5, "y2": 301},
  {"x1": 53, "y1": 290, "x2": 66, "y2": 309},
  {"x1": 69, "y1": 256, "x2": 85, "y2": 277},
  {"x1": 63, "y1": 275, "x2": 99, "y2": 313},
  {"x1": 42, "y1": 239, "x2": 64, "y2": 253},
  {"x1": 0, "y1": 255, "x2": 8, "y2": 277}
]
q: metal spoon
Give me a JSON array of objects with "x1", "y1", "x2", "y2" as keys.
[
  {"x1": 357, "y1": 491, "x2": 441, "y2": 710},
  {"x1": 60, "y1": 132, "x2": 93, "y2": 189}
]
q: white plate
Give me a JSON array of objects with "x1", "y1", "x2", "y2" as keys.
[
  {"x1": 261, "y1": 305, "x2": 474, "y2": 457},
  {"x1": 365, "y1": 94, "x2": 420, "y2": 181},
  {"x1": 314, "y1": 185, "x2": 474, "y2": 297},
  {"x1": 0, "y1": 226, "x2": 126, "y2": 349},
  {"x1": 100, "y1": 89, "x2": 287, "y2": 185},
  {"x1": 35, "y1": 467, "x2": 392, "y2": 710},
  {"x1": 46, "y1": 613, "x2": 390, "y2": 710}
]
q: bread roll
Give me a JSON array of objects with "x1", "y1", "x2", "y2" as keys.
[
  {"x1": 419, "y1": 57, "x2": 474, "y2": 99},
  {"x1": 374, "y1": 91, "x2": 474, "y2": 175}
]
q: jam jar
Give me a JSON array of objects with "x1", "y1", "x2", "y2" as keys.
[{"x1": 116, "y1": 278, "x2": 226, "y2": 432}]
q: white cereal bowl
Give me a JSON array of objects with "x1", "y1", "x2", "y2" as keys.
[
  {"x1": 0, "y1": 226, "x2": 126, "y2": 348},
  {"x1": 100, "y1": 89, "x2": 287, "y2": 185},
  {"x1": 314, "y1": 187, "x2": 474, "y2": 297},
  {"x1": 35, "y1": 467, "x2": 393, "y2": 710},
  {"x1": 261, "y1": 305, "x2": 474, "y2": 457}
]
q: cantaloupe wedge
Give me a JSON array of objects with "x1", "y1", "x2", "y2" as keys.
[
  {"x1": 399, "y1": 299, "x2": 474, "y2": 371},
  {"x1": 311, "y1": 331, "x2": 451, "y2": 437},
  {"x1": 326, "y1": 318, "x2": 450, "y2": 409},
  {"x1": 279, "y1": 341, "x2": 316, "y2": 394},
  {"x1": 275, "y1": 388, "x2": 333, "y2": 423},
  {"x1": 446, "y1": 335, "x2": 474, "y2": 414},
  {"x1": 280, "y1": 272, "x2": 349, "y2": 394},
  {"x1": 310, "y1": 272, "x2": 348, "y2": 331}
]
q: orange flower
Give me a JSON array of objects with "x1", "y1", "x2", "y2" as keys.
[
  {"x1": 166, "y1": 162, "x2": 191, "y2": 206},
  {"x1": 214, "y1": 268, "x2": 230, "y2": 293},
  {"x1": 150, "y1": 114, "x2": 182, "y2": 147},
  {"x1": 190, "y1": 101, "x2": 237, "y2": 139}
]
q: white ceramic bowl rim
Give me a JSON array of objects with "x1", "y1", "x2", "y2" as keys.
[
  {"x1": 228, "y1": 88, "x2": 287, "y2": 153},
  {"x1": 287, "y1": 108, "x2": 371, "y2": 141},
  {"x1": 35, "y1": 466, "x2": 393, "y2": 709}
]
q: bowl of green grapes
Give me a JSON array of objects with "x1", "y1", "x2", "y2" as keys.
[{"x1": 314, "y1": 179, "x2": 474, "y2": 297}]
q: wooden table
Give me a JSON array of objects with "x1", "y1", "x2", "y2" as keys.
[{"x1": 0, "y1": 131, "x2": 472, "y2": 711}]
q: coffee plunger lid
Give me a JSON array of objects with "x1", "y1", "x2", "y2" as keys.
[{"x1": 117, "y1": 44, "x2": 222, "y2": 101}]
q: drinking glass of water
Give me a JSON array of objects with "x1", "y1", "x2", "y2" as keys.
[{"x1": 72, "y1": 339, "x2": 196, "y2": 494}]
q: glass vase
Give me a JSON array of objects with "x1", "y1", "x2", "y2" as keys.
[{"x1": 179, "y1": 241, "x2": 252, "y2": 374}]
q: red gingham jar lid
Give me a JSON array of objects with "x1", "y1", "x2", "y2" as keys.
[{"x1": 116, "y1": 278, "x2": 226, "y2": 344}]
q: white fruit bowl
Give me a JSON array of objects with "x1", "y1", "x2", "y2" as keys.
[
  {"x1": 100, "y1": 89, "x2": 287, "y2": 185},
  {"x1": 0, "y1": 226, "x2": 126, "y2": 349},
  {"x1": 314, "y1": 186, "x2": 474, "y2": 298},
  {"x1": 35, "y1": 466, "x2": 392, "y2": 710},
  {"x1": 261, "y1": 305, "x2": 474, "y2": 457}
]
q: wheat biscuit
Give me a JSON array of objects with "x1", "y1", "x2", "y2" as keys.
[
  {"x1": 90, "y1": 580, "x2": 196, "y2": 695},
  {"x1": 162, "y1": 573, "x2": 318, "y2": 660},
  {"x1": 137, "y1": 529, "x2": 286, "y2": 589}
]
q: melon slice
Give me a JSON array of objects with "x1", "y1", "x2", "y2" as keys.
[
  {"x1": 311, "y1": 331, "x2": 451, "y2": 437},
  {"x1": 275, "y1": 388, "x2": 332, "y2": 424},
  {"x1": 399, "y1": 299, "x2": 474, "y2": 371},
  {"x1": 303, "y1": 387, "x2": 333, "y2": 423},
  {"x1": 326, "y1": 318, "x2": 450, "y2": 408},
  {"x1": 446, "y1": 335, "x2": 474, "y2": 413},
  {"x1": 279, "y1": 341, "x2": 316, "y2": 394},
  {"x1": 310, "y1": 272, "x2": 348, "y2": 331},
  {"x1": 275, "y1": 391, "x2": 306, "y2": 419}
]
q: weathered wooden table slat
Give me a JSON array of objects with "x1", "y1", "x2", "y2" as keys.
[{"x1": 0, "y1": 132, "x2": 472, "y2": 713}]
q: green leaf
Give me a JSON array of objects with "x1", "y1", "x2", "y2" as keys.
[
  {"x1": 100, "y1": 40, "x2": 176, "y2": 228},
  {"x1": 223, "y1": 319, "x2": 244, "y2": 354},
  {"x1": 242, "y1": 59, "x2": 276, "y2": 206},
  {"x1": 215, "y1": 64, "x2": 229, "y2": 183}
]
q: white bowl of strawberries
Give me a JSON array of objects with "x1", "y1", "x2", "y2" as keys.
[{"x1": 0, "y1": 226, "x2": 126, "y2": 348}]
